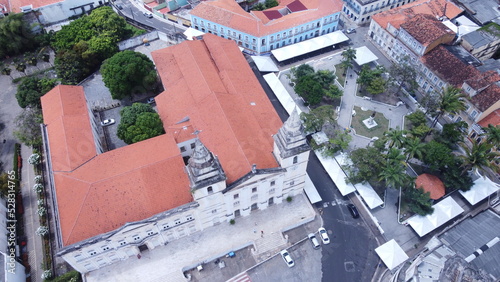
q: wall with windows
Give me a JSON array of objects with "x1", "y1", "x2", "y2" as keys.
[
  {"x1": 343, "y1": 0, "x2": 417, "y2": 25},
  {"x1": 190, "y1": 13, "x2": 341, "y2": 55}
]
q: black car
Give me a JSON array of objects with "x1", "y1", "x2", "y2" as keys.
[{"x1": 347, "y1": 204, "x2": 359, "y2": 218}]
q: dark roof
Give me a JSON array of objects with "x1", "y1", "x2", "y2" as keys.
[
  {"x1": 401, "y1": 14, "x2": 455, "y2": 46},
  {"x1": 287, "y1": 0, "x2": 307, "y2": 12},
  {"x1": 263, "y1": 10, "x2": 283, "y2": 20},
  {"x1": 470, "y1": 83, "x2": 500, "y2": 112}
]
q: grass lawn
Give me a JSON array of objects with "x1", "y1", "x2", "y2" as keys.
[
  {"x1": 350, "y1": 106, "x2": 389, "y2": 138},
  {"x1": 334, "y1": 63, "x2": 346, "y2": 86}
]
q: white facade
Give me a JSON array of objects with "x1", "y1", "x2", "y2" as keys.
[
  {"x1": 58, "y1": 110, "x2": 311, "y2": 274},
  {"x1": 31, "y1": 0, "x2": 109, "y2": 25},
  {"x1": 342, "y1": 0, "x2": 418, "y2": 25}
]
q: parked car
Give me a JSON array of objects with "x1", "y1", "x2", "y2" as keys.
[
  {"x1": 280, "y1": 250, "x2": 295, "y2": 268},
  {"x1": 144, "y1": 12, "x2": 153, "y2": 18},
  {"x1": 147, "y1": 97, "x2": 155, "y2": 104},
  {"x1": 347, "y1": 204, "x2": 360, "y2": 218},
  {"x1": 346, "y1": 28, "x2": 356, "y2": 34},
  {"x1": 101, "y1": 119, "x2": 115, "y2": 126},
  {"x1": 308, "y1": 233, "x2": 320, "y2": 249},
  {"x1": 318, "y1": 227, "x2": 330, "y2": 244}
]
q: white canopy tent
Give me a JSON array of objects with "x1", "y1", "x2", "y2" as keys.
[
  {"x1": 271, "y1": 31, "x2": 349, "y2": 62},
  {"x1": 355, "y1": 182, "x2": 384, "y2": 209},
  {"x1": 353, "y1": 46, "x2": 378, "y2": 66},
  {"x1": 459, "y1": 177, "x2": 500, "y2": 205},
  {"x1": 375, "y1": 239, "x2": 409, "y2": 270},
  {"x1": 312, "y1": 153, "x2": 355, "y2": 196},
  {"x1": 263, "y1": 73, "x2": 300, "y2": 115},
  {"x1": 251, "y1": 56, "x2": 279, "y2": 72},
  {"x1": 183, "y1": 28, "x2": 205, "y2": 40},
  {"x1": 407, "y1": 197, "x2": 464, "y2": 237},
  {"x1": 304, "y1": 174, "x2": 322, "y2": 204}
]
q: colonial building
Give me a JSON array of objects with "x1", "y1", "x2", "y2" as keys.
[
  {"x1": 461, "y1": 23, "x2": 500, "y2": 61},
  {"x1": 342, "y1": 0, "x2": 418, "y2": 25},
  {"x1": 41, "y1": 34, "x2": 310, "y2": 273},
  {"x1": 189, "y1": 0, "x2": 343, "y2": 55}
]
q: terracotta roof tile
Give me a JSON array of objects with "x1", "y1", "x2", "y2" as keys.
[
  {"x1": 478, "y1": 109, "x2": 500, "y2": 127},
  {"x1": 400, "y1": 14, "x2": 455, "y2": 46},
  {"x1": 152, "y1": 34, "x2": 282, "y2": 183},
  {"x1": 421, "y1": 45, "x2": 477, "y2": 88},
  {"x1": 9, "y1": 0, "x2": 62, "y2": 12},
  {"x1": 415, "y1": 173, "x2": 445, "y2": 200},
  {"x1": 287, "y1": 0, "x2": 307, "y2": 12},
  {"x1": 465, "y1": 71, "x2": 500, "y2": 91},
  {"x1": 190, "y1": 0, "x2": 342, "y2": 37},
  {"x1": 41, "y1": 85, "x2": 98, "y2": 172},
  {"x1": 471, "y1": 84, "x2": 500, "y2": 112},
  {"x1": 373, "y1": 0, "x2": 462, "y2": 30}
]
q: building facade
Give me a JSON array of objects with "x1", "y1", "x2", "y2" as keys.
[
  {"x1": 189, "y1": 0, "x2": 343, "y2": 55},
  {"x1": 461, "y1": 23, "x2": 500, "y2": 61},
  {"x1": 342, "y1": 0, "x2": 418, "y2": 25},
  {"x1": 42, "y1": 34, "x2": 310, "y2": 273}
]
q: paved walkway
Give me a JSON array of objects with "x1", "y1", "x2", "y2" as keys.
[{"x1": 86, "y1": 193, "x2": 317, "y2": 282}]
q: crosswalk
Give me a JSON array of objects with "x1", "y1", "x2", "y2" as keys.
[{"x1": 226, "y1": 272, "x2": 251, "y2": 282}]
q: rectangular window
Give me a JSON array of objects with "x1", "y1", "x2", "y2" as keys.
[
  {"x1": 212, "y1": 209, "x2": 217, "y2": 214},
  {"x1": 89, "y1": 250, "x2": 97, "y2": 256},
  {"x1": 147, "y1": 230, "x2": 154, "y2": 236},
  {"x1": 270, "y1": 181, "x2": 275, "y2": 186},
  {"x1": 133, "y1": 235, "x2": 140, "y2": 241},
  {"x1": 269, "y1": 188, "x2": 275, "y2": 194},
  {"x1": 234, "y1": 194, "x2": 239, "y2": 199},
  {"x1": 186, "y1": 215, "x2": 193, "y2": 221},
  {"x1": 163, "y1": 224, "x2": 170, "y2": 230},
  {"x1": 233, "y1": 201, "x2": 240, "y2": 206},
  {"x1": 102, "y1": 246, "x2": 110, "y2": 251},
  {"x1": 180, "y1": 146, "x2": 186, "y2": 152},
  {"x1": 471, "y1": 110, "x2": 478, "y2": 119},
  {"x1": 119, "y1": 240, "x2": 126, "y2": 246},
  {"x1": 251, "y1": 195, "x2": 258, "y2": 201},
  {"x1": 190, "y1": 143, "x2": 195, "y2": 149},
  {"x1": 175, "y1": 219, "x2": 181, "y2": 225},
  {"x1": 252, "y1": 187, "x2": 257, "y2": 193}
]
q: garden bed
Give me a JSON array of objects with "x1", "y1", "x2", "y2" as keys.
[{"x1": 350, "y1": 106, "x2": 389, "y2": 139}]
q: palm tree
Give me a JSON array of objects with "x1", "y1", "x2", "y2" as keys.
[
  {"x1": 459, "y1": 140, "x2": 500, "y2": 175},
  {"x1": 403, "y1": 137, "x2": 425, "y2": 162},
  {"x1": 384, "y1": 128, "x2": 407, "y2": 149},
  {"x1": 482, "y1": 124, "x2": 500, "y2": 149},
  {"x1": 378, "y1": 162, "x2": 408, "y2": 189},
  {"x1": 340, "y1": 48, "x2": 356, "y2": 75},
  {"x1": 385, "y1": 147, "x2": 406, "y2": 166},
  {"x1": 431, "y1": 86, "x2": 466, "y2": 128}
]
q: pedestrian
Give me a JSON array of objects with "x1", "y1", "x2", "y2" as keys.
[
  {"x1": 261, "y1": 230, "x2": 264, "y2": 237},
  {"x1": 350, "y1": 74, "x2": 353, "y2": 78},
  {"x1": 346, "y1": 80, "x2": 348, "y2": 85},
  {"x1": 253, "y1": 229, "x2": 256, "y2": 233}
]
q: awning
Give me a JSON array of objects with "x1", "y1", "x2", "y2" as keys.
[
  {"x1": 251, "y1": 56, "x2": 279, "y2": 72},
  {"x1": 407, "y1": 197, "x2": 464, "y2": 237},
  {"x1": 375, "y1": 239, "x2": 409, "y2": 270},
  {"x1": 263, "y1": 73, "x2": 301, "y2": 115},
  {"x1": 271, "y1": 31, "x2": 349, "y2": 62},
  {"x1": 459, "y1": 176, "x2": 499, "y2": 205},
  {"x1": 183, "y1": 28, "x2": 205, "y2": 40},
  {"x1": 314, "y1": 152, "x2": 356, "y2": 196},
  {"x1": 304, "y1": 174, "x2": 322, "y2": 204},
  {"x1": 355, "y1": 182, "x2": 384, "y2": 209},
  {"x1": 353, "y1": 46, "x2": 378, "y2": 66}
]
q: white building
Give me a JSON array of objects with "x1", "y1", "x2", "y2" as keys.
[
  {"x1": 342, "y1": 0, "x2": 418, "y2": 25},
  {"x1": 41, "y1": 34, "x2": 310, "y2": 273}
]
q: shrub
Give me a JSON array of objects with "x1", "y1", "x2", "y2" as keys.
[
  {"x1": 229, "y1": 219, "x2": 235, "y2": 225},
  {"x1": 286, "y1": 196, "x2": 293, "y2": 202}
]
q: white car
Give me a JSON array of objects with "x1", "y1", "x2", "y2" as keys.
[
  {"x1": 318, "y1": 227, "x2": 330, "y2": 245},
  {"x1": 308, "y1": 233, "x2": 320, "y2": 249},
  {"x1": 280, "y1": 250, "x2": 294, "y2": 268},
  {"x1": 100, "y1": 119, "x2": 115, "y2": 126},
  {"x1": 144, "y1": 12, "x2": 153, "y2": 18}
]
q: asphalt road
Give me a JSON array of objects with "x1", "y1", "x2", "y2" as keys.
[{"x1": 250, "y1": 60, "x2": 379, "y2": 281}]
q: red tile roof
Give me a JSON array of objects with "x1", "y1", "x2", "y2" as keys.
[
  {"x1": 190, "y1": 0, "x2": 342, "y2": 37},
  {"x1": 478, "y1": 109, "x2": 500, "y2": 127},
  {"x1": 415, "y1": 173, "x2": 445, "y2": 200},
  {"x1": 42, "y1": 86, "x2": 192, "y2": 246},
  {"x1": 465, "y1": 71, "x2": 500, "y2": 91},
  {"x1": 421, "y1": 45, "x2": 477, "y2": 88},
  {"x1": 41, "y1": 85, "x2": 98, "y2": 172},
  {"x1": 287, "y1": 0, "x2": 307, "y2": 12},
  {"x1": 471, "y1": 83, "x2": 500, "y2": 112},
  {"x1": 400, "y1": 14, "x2": 455, "y2": 46},
  {"x1": 152, "y1": 34, "x2": 282, "y2": 184},
  {"x1": 0, "y1": 0, "x2": 10, "y2": 12},
  {"x1": 372, "y1": 0, "x2": 462, "y2": 30},
  {"x1": 263, "y1": 10, "x2": 283, "y2": 20},
  {"x1": 9, "y1": 0, "x2": 62, "y2": 12}
]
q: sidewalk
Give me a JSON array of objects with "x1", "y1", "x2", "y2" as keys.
[
  {"x1": 86, "y1": 193, "x2": 317, "y2": 282},
  {"x1": 20, "y1": 145, "x2": 44, "y2": 281}
]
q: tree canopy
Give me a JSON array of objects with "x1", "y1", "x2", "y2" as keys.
[
  {"x1": 117, "y1": 103, "x2": 164, "y2": 144},
  {"x1": 340, "y1": 48, "x2": 356, "y2": 73},
  {"x1": 14, "y1": 107, "x2": 43, "y2": 147},
  {"x1": 100, "y1": 50, "x2": 158, "y2": 99},
  {"x1": 404, "y1": 187, "x2": 434, "y2": 216},
  {"x1": 292, "y1": 64, "x2": 340, "y2": 105},
  {"x1": 345, "y1": 147, "x2": 386, "y2": 184},
  {"x1": 422, "y1": 141, "x2": 454, "y2": 171},
  {"x1": 389, "y1": 56, "x2": 418, "y2": 96},
  {"x1": 0, "y1": 13, "x2": 39, "y2": 58},
  {"x1": 300, "y1": 105, "x2": 336, "y2": 134},
  {"x1": 16, "y1": 77, "x2": 57, "y2": 108},
  {"x1": 357, "y1": 65, "x2": 386, "y2": 94}
]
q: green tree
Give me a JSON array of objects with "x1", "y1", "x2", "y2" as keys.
[
  {"x1": 0, "y1": 61, "x2": 13, "y2": 79},
  {"x1": 459, "y1": 140, "x2": 500, "y2": 175},
  {"x1": 422, "y1": 141, "x2": 454, "y2": 171},
  {"x1": 324, "y1": 130, "x2": 352, "y2": 155},
  {"x1": 264, "y1": 0, "x2": 279, "y2": 8},
  {"x1": 406, "y1": 111, "x2": 427, "y2": 127},
  {"x1": 384, "y1": 128, "x2": 407, "y2": 149},
  {"x1": 13, "y1": 107, "x2": 43, "y2": 147},
  {"x1": 389, "y1": 56, "x2": 418, "y2": 96},
  {"x1": 0, "y1": 13, "x2": 38, "y2": 58},
  {"x1": 252, "y1": 3, "x2": 266, "y2": 11},
  {"x1": 431, "y1": 86, "x2": 466, "y2": 128},
  {"x1": 442, "y1": 159, "x2": 473, "y2": 192},
  {"x1": 356, "y1": 65, "x2": 385, "y2": 92},
  {"x1": 435, "y1": 121, "x2": 467, "y2": 149},
  {"x1": 325, "y1": 84, "x2": 343, "y2": 100},
  {"x1": 294, "y1": 75, "x2": 324, "y2": 105},
  {"x1": 117, "y1": 103, "x2": 164, "y2": 144},
  {"x1": 404, "y1": 187, "x2": 434, "y2": 216},
  {"x1": 54, "y1": 49, "x2": 88, "y2": 84},
  {"x1": 379, "y1": 162, "x2": 409, "y2": 189},
  {"x1": 100, "y1": 51, "x2": 158, "y2": 100},
  {"x1": 340, "y1": 48, "x2": 356, "y2": 74},
  {"x1": 409, "y1": 124, "x2": 432, "y2": 139},
  {"x1": 482, "y1": 124, "x2": 500, "y2": 149},
  {"x1": 345, "y1": 147, "x2": 386, "y2": 184},
  {"x1": 403, "y1": 137, "x2": 425, "y2": 162},
  {"x1": 291, "y1": 64, "x2": 315, "y2": 82},
  {"x1": 385, "y1": 147, "x2": 406, "y2": 165},
  {"x1": 300, "y1": 105, "x2": 336, "y2": 133},
  {"x1": 315, "y1": 70, "x2": 336, "y2": 89},
  {"x1": 367, "y1": 77, "x2": 387, "y2": 95},
  {"x1": 16, "y1": 77, "x2": 57, "y2": 108}
]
